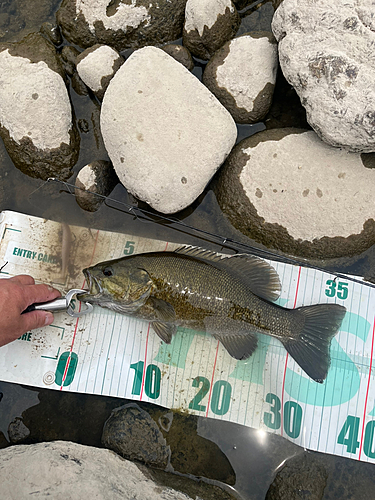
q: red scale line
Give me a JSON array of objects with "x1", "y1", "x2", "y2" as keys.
[
  {"x1": 205, "y1": 341, "x2": 220, "y2": 417},
  {"x1": 359, "y1": 315, "x2": 375, "y2": 460},
  {"x1": 281, "y1": 266, "x2": 301, "y2": 435},
  {"x1": 59, "y1": 229, "x2": 100, "y2": 390},
  {"x1": 140, "y1": 324, "x2": 151, "y2": 401}
]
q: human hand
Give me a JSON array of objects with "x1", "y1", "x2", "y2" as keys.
[{"x1": 0, "y1": 275, "x2": 61, "y2": 347}]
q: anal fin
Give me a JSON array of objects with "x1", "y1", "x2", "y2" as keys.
[{"x1": 204, "y1": 317, "x2": 258, "y2": 360}]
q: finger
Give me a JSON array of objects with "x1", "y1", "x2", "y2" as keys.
[
  {"x1": 22, "y1": 284, "x2": 61, "y2": 308},
  {"x1": 20, "y1": 310, "x2": 54, "y2": 332},
  {"x1": 8, "y1": 275, "x2": 35, "y2": 285}
]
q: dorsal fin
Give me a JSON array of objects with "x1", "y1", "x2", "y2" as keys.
[{"x1": 174, "y1": 246, "x2": 281, "y2": 302}]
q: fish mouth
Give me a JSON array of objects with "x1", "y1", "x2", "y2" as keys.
[{"x1": 77, "y1": 270, "x2": 102, "y2": 301}]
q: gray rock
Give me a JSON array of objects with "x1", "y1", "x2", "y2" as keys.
[
  {"x1": 61, "y1": 45, "x2": 80, "y2": 77},
  {"x1": 8, "y1": 417, "x2": 30, "y2": 444},
  {"x1": 272, "y1": 0, "x2": 375, "y2": 152},
  {"x1": 161, "y1": 44, "x2": 194, "y2": 71},
  {"x1": 203, "y1": 32, "x2": 277, "y2": 123},
  {"x1": 0, "y1": 440, "x2": 221, "y2": 500},
  {"x1": 101, "y1": 46, "x2": 237, "y2": 214},
  {"x1": 75, "y1": 160, "x2": 118, "y2": 212},
  {"x1": 102, "y1": 403, "x2": 170, "y2": 469},
  {"x1": 213, "y1": 128, "x2": 375, "y2": 258},
  {"x1": 40, "y1": 22, "x2": 63, "y2": 46},
  {"x1": 266, "y1": 453, "x2": 328, "y2": 500},
  {"x1": 183, "y1": 0, "x2": 240, "y2": 60},
  {"x1": 76, "y1": 44, "x2": 124, "y2": 100},
  {"x1": 57, "y1": 0, "x2": 187, "y2": 51},
  {"x1": 0, "y1": 33, "x2": 79, "y2": 180}
]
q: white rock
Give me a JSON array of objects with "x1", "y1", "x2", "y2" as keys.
[
  {"x1": 185, "y1": 0, "x2": 235, "y2": 36},
  {"x1": 101, "y1": 46, "x2": 237, "y2": 214},
  {"x1": 0, "y1": 49, "x2": 71, "y2": 150},
  {"x1": 183, "y1": 0, "x2": 240, "y2": 60},
  {"x1": 239, "y1": 131, "x2": 375, "y2": 240},
  {"x1": 0, "y1": 441, "x2": 194, "y2": 500},
  {"x1": 76, "y1": 0, "x2": 150, "y2": 34},
  {"x1": 272, "y1": 0, "x2": 375, "y2": 152},
  {"x1": 214, "y1": 128, "x2": 375, "y2": 258},
  {"x1": 203, "y1": 33, "x2": 278, "y2": 123},
  {"x1": 76, "y1": 45, "x2": 123, "y2": 98}
]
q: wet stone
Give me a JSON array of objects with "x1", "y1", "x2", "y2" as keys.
[
  {"x1": 75, "y1": 160, "x2": 118, "y2": 212},
  {"x1": 40, "y1": 22, "x2": 63, "y2": 46},
  {"x1": 8, "y1": 417, "x2": 30, "y2": 444},
  {"x1": 213, "y1": 128, "x2": 375, "y2": 258},
  {"x1": 101, "y1": 403, "x2": 170, "y2": 469},
  {"x1": 266, "y1": 453, "x2": 328, "y2": 500},
  {"x1": 161, "y1": 44, "x2": 194, "y2": 71},
  {"x1": 57, "y1": 0, "x2": 187, "y2": 52},
  {"x1": 0, "y1": 32, "x2": 79, "y2": 180},
  {"x1": 76, "y1": 44, "x2": 124, "y2": 100},
  {"x1": 203, "y1": 32, "x2": 278, "y2": 123},
  {"x1": 183, "y1": 0, "x2": 240, "y2": 60}
]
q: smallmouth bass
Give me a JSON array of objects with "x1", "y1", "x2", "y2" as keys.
[{"x1": 78, "y1": 246, "x2": 346, "y2": 383}]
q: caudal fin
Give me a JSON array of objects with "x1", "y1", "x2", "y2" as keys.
[{"x1": 282, "y1": 304, "x2": 346, "y2": 383}]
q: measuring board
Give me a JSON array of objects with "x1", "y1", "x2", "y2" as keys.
[{"x1": 0, "y1": 210, "x2": 375, "y2": 462}]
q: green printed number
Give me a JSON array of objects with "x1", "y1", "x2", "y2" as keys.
[
  {"x1": 189, "y1": 376, "x2": 210, "y2": 412},
  {"x1": 130, "y1": 361, "x2": 161, "y2": 400},
  {"x1": 211, "y1": 380, "x2": 232, "y2": 416},
  {"x1": 123, "y1": 241, "x2": 135, "y2": 255},
  {"x1": 263, "y1": 393, "x2": 302, "y2": 439},
  {"x1": 188, "y1": 377, "x2": 232, "y2": 415},
  {"x1": 337, "y1": 416, "x2": 375, "y2": 457},
  {"x1": 337, "y1": 416, "x2": 360, "y2": 454},
  {"x1": 264, "y1": 393, "x2": 281, "y2": 429},
  {"x1": 325, "y1": 280, "x2": 348, "y2": 300}
]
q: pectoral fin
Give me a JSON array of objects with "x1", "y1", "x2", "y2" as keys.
[
  {"x1": 152, "y1": 321, "x2": 177, "y2": 344},
  {"x1": 149, "y1": 297, "x2": 177, "y2": 344},
  {"x1": 204, "y1": 317, "x2": 258, "y2": 360}
]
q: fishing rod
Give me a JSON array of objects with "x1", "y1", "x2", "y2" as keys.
[{"x1": 45, "y1": 177, "x2": 375, "y2": 290}]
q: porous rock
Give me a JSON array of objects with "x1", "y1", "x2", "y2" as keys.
[
  {"x1": 272, "y1": 0, "x2": 375, "y2": 152},
  {"x1": 102, "y1": 403, "x2": 170, "y2": 469},
  {"x1": 161, "y1": 44, "x2": 194, "y2": 71},
  {"x1": 76, "y1": 44, "x2": 124, "y2": 99},
  {"x1": 183, "y1": 0, "x2": 240, "y2": 60},
  {"x1": 0, "y1": 440, "x2": 204, "y2": 500},
  {"x1": 57, "y1": 0, "x2": 187, "y2": 51},
  {"x1": 101, "y1": 46, "x2": 237, "y2": 214},
  {"x1": 213, "y1": 128, "x2": 375, "y2": 258},
  {"x1": 75, "y1": 160, "x2": 118, "y2": 212},
  {"x1": 203, "y1": 32, "x2": 277, "y2": 123},
  {"x1": 0, "y1": 33, "x2": 79, "y2": 180}
]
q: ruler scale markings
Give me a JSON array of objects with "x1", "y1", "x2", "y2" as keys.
[
  {"x1": 61, "y1": 229, "x2": 101, "y2": 390},
  {"x1": 139, "y1": 324, "x2": 150, "y2": 401},
  {"x1": 205, "y1": 341, "x2": 220, "y2": 417},
  {"x1": 359, "y1": 314, "x2": 375, "y2": 459}
]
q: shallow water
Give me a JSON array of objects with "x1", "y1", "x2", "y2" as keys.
[{"x1": 1, "y1": 1, "x2": 375, "y2": 499}]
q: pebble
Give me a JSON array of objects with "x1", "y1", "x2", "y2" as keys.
[
  {"x1": 75, "y1": 160, "x2": 118, "y2": 212},
  {"x1": 203, "y1": 32, "x2": 278, "y2": 123},
  {"x1": 76, "y1": 44, "x2": 124, "y2": 100},
  {"x1": 183, "y1": 0, "x2": 240, "y2": 60}
]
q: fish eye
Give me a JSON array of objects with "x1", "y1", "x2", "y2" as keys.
[{"x1": 103, "y1": 267, "x2": 113, "y2": 277}]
